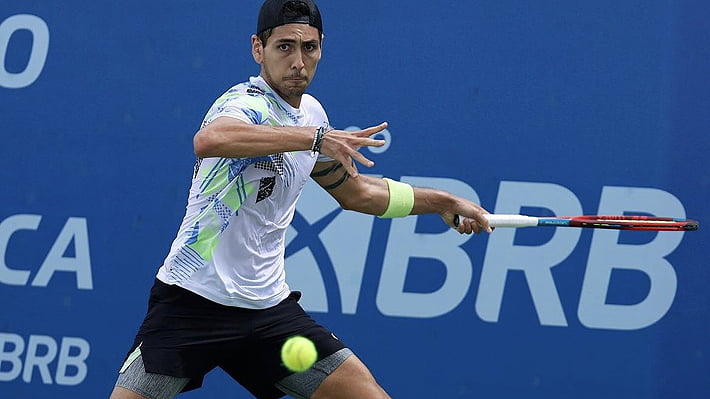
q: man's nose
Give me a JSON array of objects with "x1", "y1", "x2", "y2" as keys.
[{"x1": 291, "y1": 49, "x2": 305, "y2": 69}]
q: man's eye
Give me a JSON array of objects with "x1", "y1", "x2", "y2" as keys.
[
  {"x1": 279, "y1": 44, "x2": 290, "y2": 51},
  {"x1": 304, "y1": 44, "x2": 316, "y2": 52}
]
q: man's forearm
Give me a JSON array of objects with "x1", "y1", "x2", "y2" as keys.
[
  {"x1": 410, "y1": 187, "x2": 457, "y2": 216},
  {"x1": 194, "y1": 117, "x2": 317, "y2": 158}
]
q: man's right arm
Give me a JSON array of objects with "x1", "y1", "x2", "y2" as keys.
[
  {"x1": 193, "y1": 117, "x2": 388, "y2": 175},
  {"x1": 193, "y1": 116, "x2": 316, "y2": 158}
]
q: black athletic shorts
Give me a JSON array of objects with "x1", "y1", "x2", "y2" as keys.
[{"x1": 122, "y1": 279, "x2": 347, "y2": 399}]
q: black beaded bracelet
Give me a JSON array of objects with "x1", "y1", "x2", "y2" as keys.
[{"x1": 311, "y1": 126, "x2": 327, "y2": 154}]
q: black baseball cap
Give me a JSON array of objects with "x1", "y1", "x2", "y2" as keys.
[{"x1": 257, "y1": 0, "x2": 323, "y2": 35}]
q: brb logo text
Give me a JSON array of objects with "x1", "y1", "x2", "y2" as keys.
[
  {"x1": 286, "y1": 178, "x2": 686, "y2": 331},
  {"x1": 0, "y1": 333, "x2": 89, "y2": 386}
]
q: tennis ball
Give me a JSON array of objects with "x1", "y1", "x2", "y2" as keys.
[{"x1": 281, "y1": 336, "x2": 318, "y2": 372}]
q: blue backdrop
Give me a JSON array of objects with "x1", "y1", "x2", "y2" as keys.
[{"x1": 1, "y1": 1, "x2": 708, "y2": 398}]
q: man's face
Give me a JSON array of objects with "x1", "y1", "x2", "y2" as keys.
[{"x1": 252, "y1": 24, "x2": 322, "y2": 107}]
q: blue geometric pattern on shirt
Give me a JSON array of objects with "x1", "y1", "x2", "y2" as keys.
[
  {"x1": 186, "y1": 220, "x2": 200, "y2": 245},
  {"x1": 229, "y1": 156, "x2": 269, "y2": 180},
  {"x1": 169, "y1": 246, "x2": 204, "y2": 282},
  {"x1": 213, "y1": 199, "x2": 233, "y2": 232},
  {"x1": 244, "y1": 108, "x2": 264, "y2": 124},
  {"x1": 199, "y1": 158, "x2": 228, "y2": 195},
  {"x1": 263, "y1": 91, "x2": 300, "y2": 125},
  {"x1": 224, "y1": 105, "x2": 264, "y2": 125}
]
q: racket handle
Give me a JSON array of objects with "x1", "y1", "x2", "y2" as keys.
[
  {"x1": 453, "y1": 214, "x2": 539, "y2": 228},
  {"x1": 484, "y1": 214, "x2": 538, "y2": 227}
]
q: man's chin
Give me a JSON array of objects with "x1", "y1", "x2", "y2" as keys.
[
  {"x1": 282, "y1": 83, "x2": 308, "y2": 98},
  {"x1": 287, "y1": 88, "x2": 307, "y2": 97}
]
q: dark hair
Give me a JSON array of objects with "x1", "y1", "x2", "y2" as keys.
[
  {"x1": 257, "y1": 28, "x2": 274, "y2": 46},
  {"x1": 257, "y1": 0, "x2": 322, "y2": 46}
]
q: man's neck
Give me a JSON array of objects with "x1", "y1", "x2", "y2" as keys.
[{"x1": 259, "y1": 75, "x2": 302, "y2": 108}]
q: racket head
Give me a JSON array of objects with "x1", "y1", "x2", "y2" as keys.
[
  {"x1": 565, "y1": 215, "x2": 698, "y2": 231},
  {"x1": 453, "y1": 214, "x2": 699, "y2": 231}
]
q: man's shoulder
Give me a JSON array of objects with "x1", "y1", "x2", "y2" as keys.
[
  {"x1": 215, "y1": 81, "x2": 272, "y2": 109},
  {"x1": 204, "y1": 81, "x2": 272, "y2": 126},
  {"x1": 219, "y1": 80, "x2": 268, "y2": 100}
]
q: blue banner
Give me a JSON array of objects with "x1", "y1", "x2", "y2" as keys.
[{"x1": 1, "y1": 1, "x2": 708, "y2": 398}]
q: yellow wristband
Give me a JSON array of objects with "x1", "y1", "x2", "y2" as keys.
[{"x1": 379, "y1": 178, "x2": 414, "y2": 218}]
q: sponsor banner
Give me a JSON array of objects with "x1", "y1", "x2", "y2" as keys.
[{"x1": 1, "y1": 2, "x2": 708, "y2": 398}]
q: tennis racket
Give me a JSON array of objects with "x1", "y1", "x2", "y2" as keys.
[{"x1": 453, "y1": 214, "x2": 698, "y2": 231}]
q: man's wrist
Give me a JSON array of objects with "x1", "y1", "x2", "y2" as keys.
[{"x1": 311, "y1": 126, "x2": 326, "y2": 154}]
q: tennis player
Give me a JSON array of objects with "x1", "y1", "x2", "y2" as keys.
[{"x1": 109, "y1": 1, "x2": 492, "y2": 398}]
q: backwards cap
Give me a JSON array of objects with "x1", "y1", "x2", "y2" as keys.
[{"x1": 257, "y1": 0, "x2": 323, "y2": 35}]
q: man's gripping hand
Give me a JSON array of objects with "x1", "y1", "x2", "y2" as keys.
[{"x1": 440, "y1": 199, "x2": 494, "y2": 235}]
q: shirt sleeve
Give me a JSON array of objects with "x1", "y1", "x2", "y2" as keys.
[{"x1": 203, "y1": 93, "x2": 271, "y2": 126}]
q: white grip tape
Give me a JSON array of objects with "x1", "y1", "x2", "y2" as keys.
[{"x1": 483, "y1": 214, "x2": 539, "y2": 228}]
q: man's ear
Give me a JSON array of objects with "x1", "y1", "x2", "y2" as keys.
[{"x1": 251, "y1": 35, "x2": 263, "y2": 64}]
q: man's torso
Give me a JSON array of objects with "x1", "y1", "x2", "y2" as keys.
[{"x1": 156, "y1": 76, "x2": 329, "y2": 309}]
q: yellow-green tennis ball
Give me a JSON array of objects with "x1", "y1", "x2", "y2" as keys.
[{"x1": 281, "y1": 336, "x2": 318, "y2": 372}]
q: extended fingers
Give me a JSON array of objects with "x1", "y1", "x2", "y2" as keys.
[
  {"x1": 328, "y1": 130, "x2": 385, "y2": 149},
  {"x1": 347, "y1": 134, "x2": 385, "y2": 149},
  {"x1": 350, "y1": 150, "x2": 374, "y2": 168},
  {"x1": 362, "y1": 122, "x2": 388, "y2": 135},
  {"x1": 353, "y1": 122, "x2": 388, "y2": 138},
  {"x1": 341, "y1": 149, "x2": 376, "y2": 177},
  {"x1": 340, "y1": 155, "x2": 360, "y2": 177},
  {"x1": 321, "y1": 123, "x2": 388, "y2": 177}
]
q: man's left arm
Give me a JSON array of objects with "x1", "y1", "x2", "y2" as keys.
[{"x1": 310, "y1": 160, "x2": 492, "y2": 234}]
